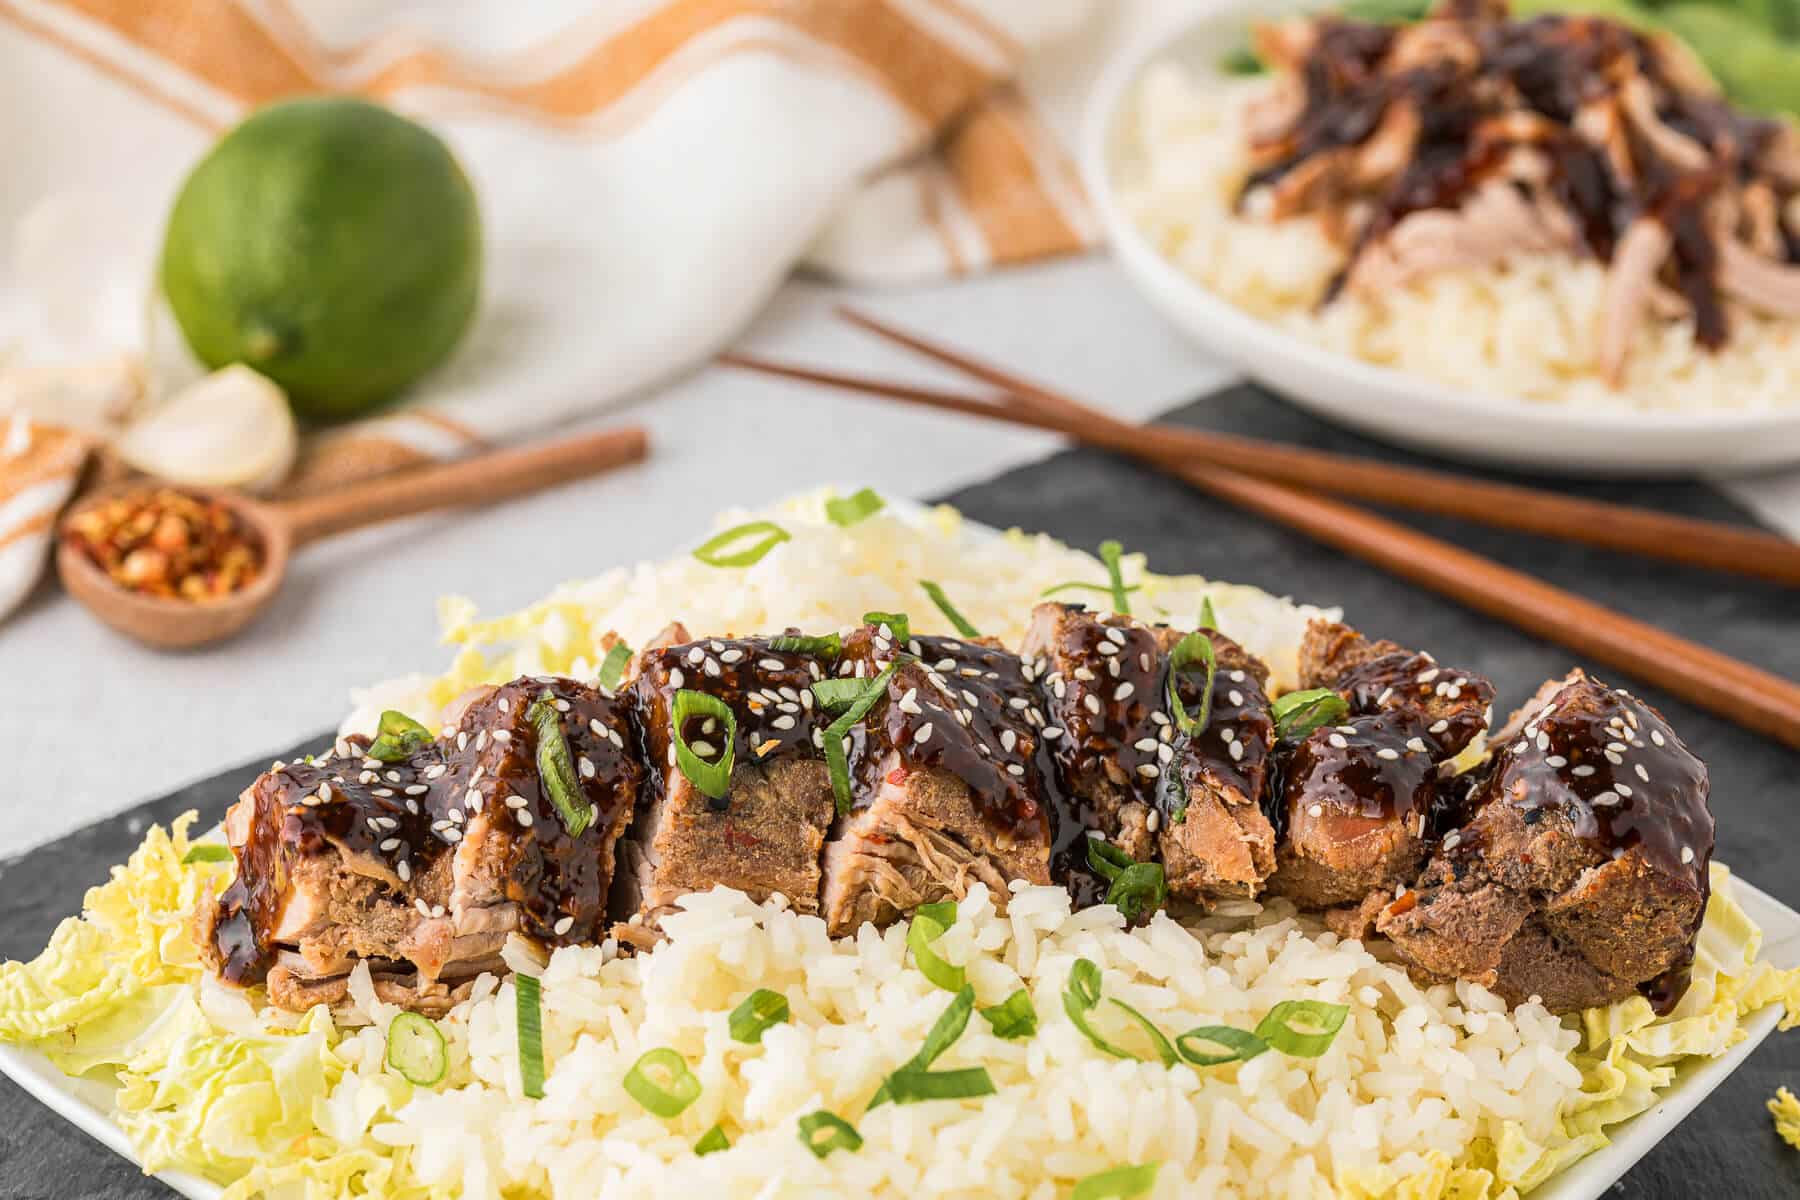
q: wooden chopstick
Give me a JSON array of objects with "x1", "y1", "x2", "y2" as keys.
[
  {"x1": 825, "y1": 307, "x2": 1800, "y2": 588},
  {"x1": 718, "y1": 320, "x2": 1800, "y2": 748}
]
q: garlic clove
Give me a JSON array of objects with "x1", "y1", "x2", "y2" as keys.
[{"x1": 114, "y1": 364, "x2": 297, "y2": 494}]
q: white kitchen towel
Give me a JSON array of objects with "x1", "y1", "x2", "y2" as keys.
[{"x1": 0, "y1": 0, "x2": 1212, "y2": 618}]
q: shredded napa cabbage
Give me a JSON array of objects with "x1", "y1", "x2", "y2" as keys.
[{"x1": 1772, "y1": 1087, "x2": 1800, "y2": 1152}]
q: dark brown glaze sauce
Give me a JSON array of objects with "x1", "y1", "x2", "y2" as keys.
[
  {"x1": 211, "y1": 677, "x2": 641, "y2": 983},
  {"x1": 1278, "y1": 711, "x2": 1444, "y2": 829},
  {"x1": 842, "y1": 628, "x2": 1056, "y2": 847},
  {"x1": 1171, "y1": 641, "x2": 1277, "y2": 821},
  {"x1": 1248, "y1": 9, "x2": 1795, "y2": 338},
  {"x1": 631, "y1": 635, "x2": 833, "y2": 808},
  {"x1": 1332, "y1": 650, "x2": 1495, "y2": 759}
]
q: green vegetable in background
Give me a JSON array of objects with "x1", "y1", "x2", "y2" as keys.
[
  {"x1": 1661, "y1": 4, "x2": 1800, "y2": 114},
  {"x1": 161, "y1": 97, "x2": 483, "y2": 424}
]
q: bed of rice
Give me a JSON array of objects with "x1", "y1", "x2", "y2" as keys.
[
  {"x1": 1116, "y1": 65, "x2": 1800, "y2": 415},
  {"x1": 4, "y1": 492, "x2": 1795, "y2": 1200}
]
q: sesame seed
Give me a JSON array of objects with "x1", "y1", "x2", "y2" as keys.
[
  {"x1": 516, "y1": 810, "x2": 533, "y2": 827},
  {"x1": 1073, "y1": 667, "x2": 1096, "y2": 682},
  {"x1": 1136, "y1": 763, "x2": 1160, "y2": 779},
  {"x1": 670, "y1": 668, "x2": 685, "y2": 689},
  {"x1": 1104, "y1": 627, "x2": 1128, "y2": 646},
  {"x1": 721, "y1": 649, "x2": 744, "y2": 664},
  {"x1": 1052, "y1": 677, "x2": 1068, "y2": 700},
  {"x1": 1146, "y1": 811, "x2": 1162, "y2": 833},
  {"x1": 1328, "y1": 733, "x2": 1349, "y2": 749},
  {"x1": 1157, "y1": 743, "x2": 1173, "y2": 763},
  {"x1": 1006, "y1": 763, "x2": 1025, "y2": 777},
  {"x1": 1591, "y1": 790, "x2": 1620, "y2": 807},
  {"x1": 936, "y1": 658, "x2": 957, "y2": 672},
  {"x1": 380, "y1": 838, "x2": 401, "y2": 852},
  {"x1": 759, "y1": 657, "x2": 784, "y2": 672},
  {"x1": 1376, "y1": 748, "x2": 1399, "y2": 760},
  {"x1": 1096, "y1": 642, "x2": 1119, "y2": 656},
  {"x1": 1084, "y1": 695, "x2": 1102, "y2": 716},
  {"x1": 360, "y1": 771, "x2": 379, "y2": 785},
  {"x1": 1635, "y1": 763, "x2": 1650, "y2": 782},
  {"x1": 1228, "y1": 690, "x2": 1244, "y2": 707},
  {"x1": 1139, "y1": 653, "x2": 1151, "y2": 672},
  {"x1": 704, "y1": 658, "x2": 722, "y2": 678},
  {"x1": 406, "y1": 799, "x2": 420, "y2": 814},
  {"x1": 579, "y1": 756, "x2": 596, "y2": 779},
  {"x1": 1680, "y1": 845, "x2": 1695, "y2": 864},
  {"x1": 1615, "y1": 783, "x2": 1633, "y2": 797},
  {"x1": 1406, "y1": 737, "x2": 1428, "y2": 754},
  {"x1": 1001, "y1": 729, "x2": 1017, "y2": 752},
  {"x1": 1107, "y1": 658, "x2": 1121, "y2": 679},
  {"x1": 1228, "y1": 740, "x2": 1244, "y2": 762},
  {"x1": 1134, "y1": 737, "x2": 1159, "y2": 752},
  {"x1": 691, "y1": 739, "x2": 716, "y2": 757},
  {"x1": 1230, "y1": 670, "x2": 1246, "y2": 683},
  {"x1": 416, "y1": 899, "x2": 432, "y2": 917},
  {"x1": 496, "y1": 729, "x2": 516, "y2": 744},
  {"x1": 962, "y1": 689, "x2": 979, "y2": 706},
  {"x1": 1309, "y1": 803, "x2": 1324, "y2": 818},
  {"x1": 554, "y1": 698, "x2": 571, "y2": 713},
  {"x1": 372, "y1": 787, "x2": 395, "y2": 798},
  {"x1": 914, "y1": 723, "x2": 933, "y2": 745},
  {"x1": 1221, "y1": 727, "x2": 1236, "y2": 743},
  {"x1": 772, "y1": 715, "x2": 796, "y2": 730},
  {"x1": 432, "y1": 905, "x2": 447, "y2": 919},
  {"x1": 1417, "y1": 668, "x2": 1440, "y2": 684},
  {"x1": 397, "y1": 860, "x2": 412, "y2": 882},
  {"x1": 1572, "y1": 765, "x2": 1597, "y2": 777},
  {"x1": 441, "y1": 828, "x2": 463, "y2": 843},
  {"x1": 1008, "y1": 696, "x2": 1030, "y2": 710},
  {"x1": 1430, "y1": 720, "x2": 1449, "y2": 734},
  {"x1": 1442, "y1": 832, "x2": 1463, "y2": 851},
  {"x1": 1114, "y1": 682, "x2": 1135, "y2": 702},
  {"x1": 1604, "y1": 750, "x2": 1624, "y2": 765},
  {"x1": 1545, "y1": 755, "x2": 1567, "y2": 768},
  {"x1": 1043, "y1": 727, "x2": 1064, "y2": 739},
  {"x1": 457, "y1": 733, "x2": 469, "y2": 752},
  {"x1": 1377, "y1": 687, "x2": 1394, "y2": 706},
  {"x1": 1336, "y1": 725, "x2": 1356, "y2": 735},
  {"x1": 1150, "y1": 711, "x2": 1170, "y2": 727},
  {"x1": 1606, "y1": 741, "x2": 1627, "y2": 753},
  {"x1": 554, "y1": 916, "x2": 575, "y2": 936},
  {"x1": 686, "y1": 647, "x2": 704, "y2": 666},
  {"x1": 1651, "y1": 729, "x2": 1666, "y2": 747}
]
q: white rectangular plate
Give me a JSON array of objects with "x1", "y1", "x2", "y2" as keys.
[{"x1": 2, "y1": 874, "x2": 1794, "y2": 1199}]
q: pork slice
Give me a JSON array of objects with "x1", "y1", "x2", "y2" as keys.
[
  {"x1": 1378, "y1": 672, "x2": 1713, "y2": 1012},
  {"x1": 820, "y1": 631, "x2": 1055, "y2": 936},
  {"x1": 621, "y1": 634, "x2": 837, "y2": 927},
  {"x1": 1297, "y1": 618, "x2": 1494, "y2": 759}
]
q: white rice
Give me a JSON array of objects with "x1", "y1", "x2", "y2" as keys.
[{"x1": 1117, "y1": 65, "x2": 1800, "y2": 415}]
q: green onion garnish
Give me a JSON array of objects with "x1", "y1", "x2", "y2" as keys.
[
  {"x1": 1105, "y1": 863, "x2": 1168, "y2": 924},
  {"x1": 1254, "y1": 999, "x2": 1349, "y2": 1058},
  {"x1": 181, "y1": 844, "x2": 233, "y2": 865},
  {"x1": 1175, "y1": 1024, "x2": 1268, "y2": 1067},
  {"x1": 823, "y1": 661, "x2": 900, "y2": 816},
  {"x1": 1098, "y1": 540, "x2": 1131, "y2": 615},
  {"x1": 1107, "y1": 998, "x2": 1179, "y2": 1067},
  {"x1": 1062, "y1": 958, "x2": 1133, "y2": 1060},
  {"x1": 870, "y1": 984, "x2": 977, "y2": 1110},
  {"x1": 826, "y1": 487, "x2": 885, "y2": 527},
  {"x1": 598, "y1": 642, "x2": 633, "y2": 692},
  {"x1": 368, "y1": 709, "x2": 433, "y2": 762},
  {"x1": 919, "y1": 580, "x2": 979, "y2": 638},
  {"x1": 1199, "y1": 596, "x2": 1218, "y2": 630},
  {"x1": 769, "y1": 632, "x2": 841, "y2": 657},
  {"x1": 1220, "y1": 42, "x2": 1264, "y2": 74},
  {"x1": 623, "y1": 1047, "x2": 702, "y2": 1118},
  {"x1": 516, "y1": 974, "x2": 546, "y2": 1099},
  {"x1": 1040, "y1": 581, "x2": 1144, "y2": 600},
  {"x1": 1165, "y1": 631, "x2": 1218, "y2": 737},
  {"x1": 862, "y1": 610, "x2": 911, "y2": 643},
  {"x1": 1072, "y1": 1162, "x2": 1162, "y2": 1200},
  {"x1": 810, "y1": 678, "x2": 871, "y2": 712},
  {"x1": 528, "y1": 694, "x2": 593, "y2": 837},
  {"x1": 693, "y1": 520, "x2": 790, "y2": 568},
  {"x1": 797, "y1": 1110, "x2": 862, "y2": 1158},
  {"x1": 980, "y1": 989, "x2": 1038, "y2": 1040},
  {"x1": 883, "y1": 1064, "x2": 997, "y2": 1104},
  {"x1": 694, "y1": 1124, "x2": 730, "y2": 1156},
  {"x1": 907, "y1": 903, "x2": 964, "y2": 992},
  {"x1": 1085, "y1": 839, "x2": 1167, "y2": 922},
  {"x1": 386, "y1": 1011, "x2": 448, "y2": 1086},
  {"x1": 728, "y1": 988, "x2": 790, "y2": 1044},
  {"x1": 1271, "y1": 688, "x2": 1351, "y2": 743},
  {"x1": 672, "y1": 689, "x2": 736, "y2": 804}
]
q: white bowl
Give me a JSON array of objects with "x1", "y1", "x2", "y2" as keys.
[{"x1": 1080, "y1": 1, "x2": 1800, "y2": 477}]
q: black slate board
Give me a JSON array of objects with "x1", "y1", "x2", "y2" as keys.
[{"x1": 2, "y1": 384, "x2": 1796, "y2": 1198}]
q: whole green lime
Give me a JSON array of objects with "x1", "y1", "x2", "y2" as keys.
[{"x1": 160, "y1": 96, "x2": 482, "y2": 423}]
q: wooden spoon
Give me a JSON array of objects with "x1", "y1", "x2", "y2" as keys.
[{"x1": 57, "y1": 425, "x2": 649, "y2": 650}]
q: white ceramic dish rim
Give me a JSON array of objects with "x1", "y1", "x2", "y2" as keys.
[
  {"x1": 1078, "y1": 2, "x2": 1800, "y2": 441},
  {"x1": 1, "y1": 505, "x2": 1792, "y2": 1198}
]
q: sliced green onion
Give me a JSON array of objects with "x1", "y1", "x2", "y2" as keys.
[
  {"x1": 907, "y1": 908, "x2": 964, "y2": 992},
  {"x1": 826, "y1": 487, "x2": 885, "y2": 527},
  {"x1": 1166, "y1": 631, "x2": 1218, "y2": 736},
  {"x1": 1040, "y1": 581, "x2": 1144, "y2": 600},
  {"x1": 672, "y1": 689, "x2": 736, "y2": 804},
  {"x1": 1157, "y1": 761, "x2": 1189, "y2": 825},
  {"x1": 1062, "y1": 958, "x2": 1132, "y2": 1060},
  {"x1": 182, "y1": 844, "x2": 233, "y2": 865},
  {"x1": 694, "y1": 1124, "x2": 730, "y2": 1155},
  {"x1": 528, "y1": 694, "x2": 593, "y2": 837},
  {"x1": 386, "y1": 1011, "x2": 448, "y2": 1086},
  {"x1": 1220, "y1": 43, "x2": 1265, "y2": 74},
  {"x1": 862, "y1": 610, "x2": 911, "y2": 643},
  {"x1": 980, "y1": 989, "x2": 1038, "y2": 1040},
  {"x1": 623, "y1": 1047, "x2": 702, "y2": 1118},
  {"x1": 769, "y1": 632, "x2": 841, "y2": 657},
  {"x1": 917, "y1": 899, "x2": 956, "y2": 927},
  {"x1": 870, "y1": 985, "x2": 977, "y2": 1109},
  {"x1": 1199, "y1": 596, "x2": 1218, "y2": 630},
  {"x1": 1097, "y1": 540, "x2": 1131, "y2": 615},
  {"x1": 516, "y1": 974, "x2": 546, "y2": 1099},
  {"x1": 1107, "y1": 999, "x2": 1178, "y2": 1067},
  {"x1": 728, "y1": 988, "x2": 790, "y2": 1044},
  {"x1": 1085, "y1": 837, "x2": 1133, "y2": 883},
  {"x1": 368, "y1": 709, "x2": 433, "y2": 762},
  {"x1": 1072, "y1": 1162, "x2": 1162, "y2": 1200},
  {"x1": 1175, "y1": 1024, "x2": 1268, "y2": 1068},
  {"x1": 824, "y1": 661, "x2": 900, "y2": 816},
  {"x1": 598, "y1": 642, "x2": 633, "y2": 692},
  {"x1": 693, "y1": 520, "x2": 790, "y2": 568},
  {"x1": 1106, "y1": 862, "x2": 1168, "y2": 924},
  {"x1": 797, "y1": 1110, "x2": 862, "y2": 1158},
  {"x1": 883, "y1": 1065, "x2": 997, "y2": 1104},
  {"x1": 919, "y1": 580, "x2": 979, "y2": 638},
  {"x1": 1272, "y1": 688, "x2": 1351, "y2": 743},
  {"x1": 1254, "y1": 999, "x2": 1349, "y2": 1058},
  {"x1": 811, "y1": 678, "x2": 871, "y2": 712}
]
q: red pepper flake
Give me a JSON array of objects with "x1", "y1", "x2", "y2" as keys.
[{"x1": 886, "y1": 767, "x2": 911, "y2": 786}]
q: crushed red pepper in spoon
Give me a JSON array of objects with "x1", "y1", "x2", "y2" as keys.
[{"x1": 62, "y1": 486, "x2": 264, "y2": 603}]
